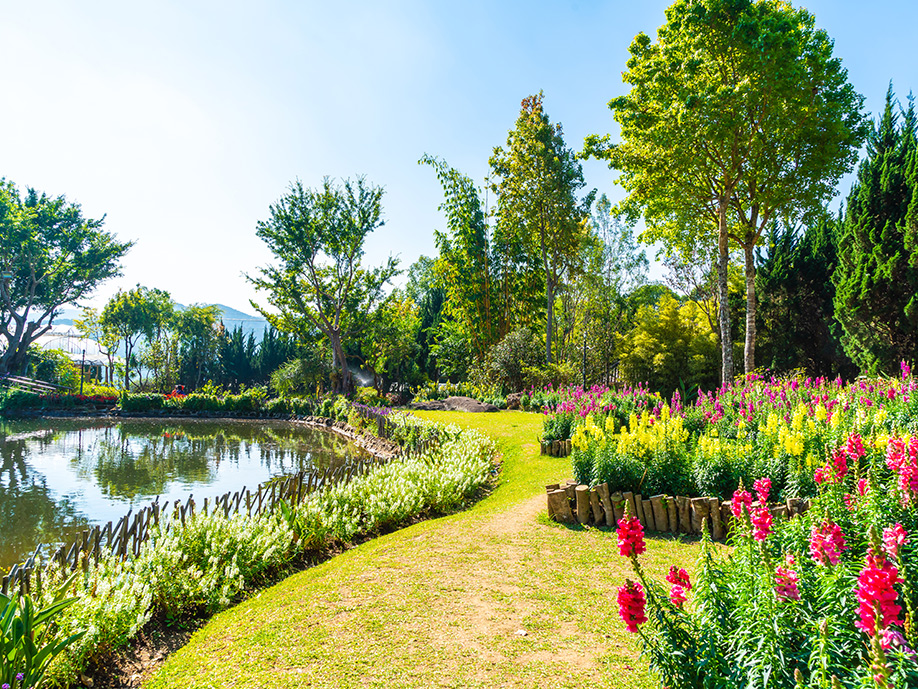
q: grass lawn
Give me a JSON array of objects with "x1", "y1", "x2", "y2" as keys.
[{"x1": 146, "y1": 411, "x2": 701, "y2": 689}]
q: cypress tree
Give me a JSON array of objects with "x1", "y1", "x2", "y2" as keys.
[{"x1": 834, "y1": 85, "x2": 918, "y2": 373}]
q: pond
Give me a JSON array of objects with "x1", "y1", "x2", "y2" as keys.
[{"x1": 0, "y1": 418, "x2": 367, "y2": 570}]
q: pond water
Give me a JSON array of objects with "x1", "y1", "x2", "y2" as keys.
[{"x1": 0, "y1": 418, "x2": 366, "y2": 570}]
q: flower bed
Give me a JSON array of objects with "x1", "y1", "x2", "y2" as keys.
[
  {"x1": 613, "y1": 432, "x2": 918, "y2": 687},
  {"x1": 562, "y1": 366, "x2": 918, "y2": 500}
]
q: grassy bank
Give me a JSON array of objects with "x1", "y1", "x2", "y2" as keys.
[{"x1": 146, "y1": 411, "x2": 700, "y2": 689}]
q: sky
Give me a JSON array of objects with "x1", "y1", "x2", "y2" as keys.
[{"x1": 1, "y1": 1, "x2": 915, "y2": 316}]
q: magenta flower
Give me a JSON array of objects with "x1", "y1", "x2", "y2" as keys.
[
  {"x1": 775, "y1": 565, "x2": 800, "y2": 601},
  {"x1": 669, "y1": 584, "x2": 687, "y2": 607},
  {"x1": 731, "y1": 487, "x2": 752, "y2": 519},
  {"x1": 616, "y1": 515, "x2": 646, "y2": 558},
  {"x1": 665, "y1": 565, "x2": 691, "y2": 591},
  {"x1": 751, "y1": 505, "x2": 772, "y2": 541},
  {"x1": 855, "y1": 550, "x2": 903, "y2": 637},
  {"x1": 810, "y1": 521, "x2": 847, "y2": 566},
  {"x1": 753, "y1": 477, "x2": 771, "y2": 504},
  {"x1": 883, "y1": 523, "x2": 908, "y2": 559},
  {"x1": 617, "y1": 580, "x2": 647, "y2": 633}
]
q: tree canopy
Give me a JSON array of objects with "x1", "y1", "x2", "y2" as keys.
[
  {"x1": 249, "y1": 177, "x2": 398, "y2": 394},
  {"x1": 0, "y1": 180, "x2": 131, "y2": 375}
]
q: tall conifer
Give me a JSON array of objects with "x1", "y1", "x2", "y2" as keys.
[{"x1": 834, "y1": 85, "x2": 918, "y2": 373}]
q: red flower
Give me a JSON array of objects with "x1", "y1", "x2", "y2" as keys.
[
  {"x1": 751, "y1": 505, "x2": 772, "y2": 541},
  {"x1": 616, "y1": 515, "x2": 646, "y2": 558},
  {"x1": 665, "y1": 566, "x2": 691, "y2": 591},
  {"x1": 617, "y1": 580, "x2": 647, "y2": 633},
  {"x1": 810, "y1": 521, "x2": 847, "y2": 566},
  {"x1": 845, "y1": 433, "x2": 865, "y2": 460},
  {"x1": 855, "y1": 550, "x2": 903, "y2": 637}
]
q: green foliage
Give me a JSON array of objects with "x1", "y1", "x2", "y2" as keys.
[
  {"x1": 490, "y1": 92, "x2": 593, "y2": 364},
  {"x1": 101, "y1": 286, "x2": 173, "y2": 388},
  {"x1": 420, "y1": 156, "x2": 498, "y2": 363},
  {"x1": 756, "y1": 213, "x2": 856, "y2": 379},
  {"x1": 120, "y1": 393, "x2": 165, "y2": 412},
  {"x1": 359, "y1": 295, "x2": 423, "y2": 396},
  {"x1": 619, "y1": 293, "x2": 719, "y2": 398},
  {"x1": 26, "y1": 348, "x2": 80, "y2": 390},
  {"x1": 249, "y1": 177, "x2": 399, "y2": 394},
  {"x1": 0, "y1": 179, "x2": 131, "y2": 376},
  {"x1": 269, "y1": 344, "x2": 331, "y2": 398},
  {"x1": 834, "y1": 86, "x2": 918, "y2": 374},
  {"x1": 542, "y1": 413, "x2": 574, "y2": 442},
  {"x1": 41, "y1": 416, "x2": 495, "y2": 686},
  {"x1": 0, "y1": 574, "x2": 84, "y2": 688},
  {"x1": 481, "y1": 327, "x2": 544, "y2": 394}
]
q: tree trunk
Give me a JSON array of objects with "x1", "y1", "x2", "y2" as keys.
[
  {"x1": 743, "y1": 240, "x2": 756, "y2": 375},
  {"x1": 545, "y1": 277, "x2": 553, "y2": 365},
  {"x1": 717, "y1": 199, "x2": 734, "y2": 385},
  {"x1": 329, "y1": 329, "x2": 350, "y2": 395}
]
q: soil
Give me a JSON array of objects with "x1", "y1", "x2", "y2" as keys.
[{"x1": 81, "y1": 618, "x2": 206, "y2": 689}]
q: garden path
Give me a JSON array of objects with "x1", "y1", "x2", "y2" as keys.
[{"x1": 143, "y1": 411, "x2": 699, "y2": 689}]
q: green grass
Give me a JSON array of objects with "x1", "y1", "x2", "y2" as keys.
[{"x1": 147, "y1": 411, "x2": 701, "y2": 688}]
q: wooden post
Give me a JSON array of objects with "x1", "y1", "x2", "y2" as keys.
[
  {"x1": 690, "y1": 497, "x2": 710, "y2": 535},
  {"x1": 611, "y1": 491, "x2": 625, "y2": 523},
  {"x1": 547, "y1": 490, "x2": 575, "y2": 524},
  {"x1": 720, "y1": 502, "x2": 733, "y2": 537},
  {"x1": 597, "y1": 484, "x2": 615, "y2": 526},
  {"x1": 641, "y1": 498, "x2": 656, "y2": 531},
  {"x1": 787, "y1": 497, "x2": 803, "y2": 516},
  {"x1": 575, "y1": 486, "x2": 591, "y2": 525},
  {"x1": 622, "y1": 491, "x2": 637, "y2": 521},
  {"x1": 665, "y1": 496, "x2": 677, "y2": 533},
  {"x1": 676, "y1": 497, "x2": 692, "y2": 534},
  {"x1": 589, "y1": 487, "x2": 604, "y2": 524},
  {"x1": 708, "y1": 497, "x2": 724, "y2": 540},
  {"x1": 650, "y1": 495, "x2": 668, "y2": 532}
]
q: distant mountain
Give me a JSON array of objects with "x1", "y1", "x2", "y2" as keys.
[{"x1": 52, "y1": 304, "x2": 271, "y2": 340}]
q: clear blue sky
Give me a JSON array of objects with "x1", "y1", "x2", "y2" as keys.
[{"x1": 1, "y1": 1, "x2": 914, "y2": 314}]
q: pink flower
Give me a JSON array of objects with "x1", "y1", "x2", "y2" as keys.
[
  {"x1": 857, "y1": 478, "x2": 869, "y2": 496},
  {"x1": 880, "y1": 628, "x2": 916, "y2": 655},
  {"x1": 855, "y1": 550, "x2": 903, "y2": 637},
  {"x1": 845, "y1": 433, "x2": 866, "y2": 460},
  {"x1": 665, "y1": 566, "x2": 691, "y2": 591},
  {"x1": 753, "y1": 477, "x2": 771, "y2": 504},
  {"x1": 617, "y1": 580, "x2": 647, "y2": 633},
  {"x1": 810, "y1": 521, "x2": 847, "y2": 566},
  {"x1": 775, "y1": 566, "x2": 800, "y2": 601},
  {"x1": 883, "y1": 523, "x2": 908, "y2": 559},
  {"x1": 751, "y1": 505, "x2": 772, "y2": 541},
  {"x1": 616, "y1": 515, "x2": 646, "y2": 558},
  {"x1": 887, "y1": 437, "x2": 907, "y2": 473},
  {"x1": 669, "y1": 584, "x2": 687, "y2": 607},
  {"x1": 731, "y1": 488, "x2": 752, "y2": 519},
  {"x1": 832, "y1": 447, "x2": 849, "y2": 479}
]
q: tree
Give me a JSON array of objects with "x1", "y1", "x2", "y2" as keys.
[
  {"x1": 756, "y1": 212, "x2": 855, "y2": 378},
  {"x1": 586, "y1": 0, "x2": 865, "y2": 380},
  {"x1": 177, "y1": 304, "x2": 222, "y2": 390},
  {"x1": 100, "y1": 286, "x2": 172, "y2": 388},
  {"x1": 834, "y1": 87, "x2": 918, "y2": 373},
  {"x1": 0, "y1": 180, "x2": 131, "y2": 375},
  {"x1": 490, "y1": 93, "x2": 594, "y2": 364},
  {"x1": 359, "y1": 295, "x2": 422, "y2": 396},
  {"x1": 405, "y1": 256, "x2": 444, "y2": 381},
  {"x1": 249, "y1": 177, "x2": 398, "y2": 394},
  {"x1": 74, "y1": 306, "x2": 120, "y2": 385},
  {"x1": 420, "y1": 156, "x2": 499, "y2": 362}
]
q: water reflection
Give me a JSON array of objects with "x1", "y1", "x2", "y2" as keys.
[{"x1": 0, "y1": 419, "x2": 363, "y2": 569}]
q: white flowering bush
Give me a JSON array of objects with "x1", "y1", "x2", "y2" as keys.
[{"x1": 37, "y1": 418, "x2": 495, "y2": 686}]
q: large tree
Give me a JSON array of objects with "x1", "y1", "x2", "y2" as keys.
[
  {"x1": 100, "y1": 286, "x2": 173, "y2": 388},
  {"x1": 0, "y1": 181, "x2": 130, "y2": 375},
  {"x1": 490, "y1": 93, "x2": 593, "y2": 364},
  {"x1": 249, "y1": 177, "x2": 398, "y2": 394},
  {"x1": 834, "y1": 87, "x2": 918, "y2": 373},
  {"x1": 586, "y1": 0, "x2": 865, "y2": 381}
]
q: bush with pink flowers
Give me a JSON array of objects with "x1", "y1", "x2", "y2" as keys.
[{"x1": 613, "y1": 428, "x2": 918, "y2": 688}]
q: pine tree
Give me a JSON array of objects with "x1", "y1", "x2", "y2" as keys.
[{"x1": 834, "y1": 85, "x2": 918, "y2": 373}]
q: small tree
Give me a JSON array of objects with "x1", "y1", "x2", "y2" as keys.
[
  {"x1": 249, "y1": 177, "x2": 398, "y2": 394},
  {"x1": 0, "y1": 181, "x2": 130, "y2": 375},
  {"x1": 100, "y1": 286, "x2": 172, "y2": 389}
]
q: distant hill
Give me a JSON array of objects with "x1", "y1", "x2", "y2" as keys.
[{"x1": 53, "y1": 304, "x2": 271, "y2": 340}]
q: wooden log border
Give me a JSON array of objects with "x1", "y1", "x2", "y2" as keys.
[{"x1": 545, "y1": 480, "x2": 811, "y2": 538}]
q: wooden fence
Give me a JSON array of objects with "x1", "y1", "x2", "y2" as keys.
[
  {"x1": 1, "y1": 455, "x2": 385, "y2": 598},
  {"x1": 1, "y1": 408, "x2": 446, "y2": 599}
]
